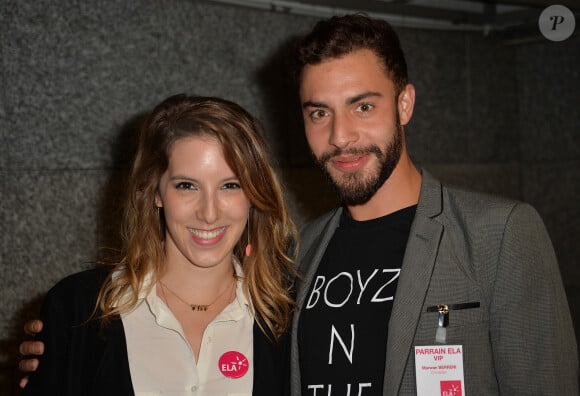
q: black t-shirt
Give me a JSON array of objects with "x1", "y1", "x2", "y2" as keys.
[{"x1": 299, "y1": 205, "x2": 416, "y2": 395}]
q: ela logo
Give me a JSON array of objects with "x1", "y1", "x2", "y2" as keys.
[
  {"x1": 218, "y1": 351, "x2": 249, "y2": 379},
  {"x1": 440, "y1": 380, "x2": 462, "y2": 396}
]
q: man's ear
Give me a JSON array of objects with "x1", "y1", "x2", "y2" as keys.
[{"x1": 397, "y1": 83, "x2": 416, "y2": 126}]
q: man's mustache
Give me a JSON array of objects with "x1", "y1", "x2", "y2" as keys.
[{"x1": 318, "y1": 145, "x2": 383, "y2": 165}]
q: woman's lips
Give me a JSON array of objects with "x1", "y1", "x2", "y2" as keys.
[{"x1": 188, "y1": 226, "x2": 227, "y2": 245}]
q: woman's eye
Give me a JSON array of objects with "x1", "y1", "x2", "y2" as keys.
[
  {"x1": 175, "y1": 182, "x2": 196, "y2": 190},
  {"x1": 223, "y1": 182, "x2": 241, "y2": 190}
]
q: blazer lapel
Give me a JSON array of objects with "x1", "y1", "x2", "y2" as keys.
[
  {"x1": 290, "y1": 208, "x2": 342, "y2": 394},
  {"x1": 91, "y1": 316, "x2": 134, "y2": 395},
  {"x1": 383, "y1": 171, "x2": 444, "y2": 396},
  {"x1": 295, "y1": 208, "x2": 343, "y2": 312}
]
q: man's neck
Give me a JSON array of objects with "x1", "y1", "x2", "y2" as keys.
[{"x1": 347, "y1": 152, "x2": 421, "y2": 221}]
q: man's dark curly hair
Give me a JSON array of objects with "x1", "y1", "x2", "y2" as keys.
[{"x1": 295, "y1": 13, "x2": 409, "y2": 97}]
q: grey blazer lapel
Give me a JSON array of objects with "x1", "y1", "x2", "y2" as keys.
[
  {"x1": 295, "y1": 208, "x2": 343, "y2": 311},
  {"x1": 290, "y1": 208, "x2": 342, "y2": 395},
  {"x1": 383, "y1": 171, "x2": 444, "y2": 396}
]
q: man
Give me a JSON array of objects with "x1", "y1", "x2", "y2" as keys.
[
  {"x1": 289, "y1": 14, "x2": 577, "y2": 396},
  {"x1": 19, "y1": 14, "x2": 578, "y2": 396}
]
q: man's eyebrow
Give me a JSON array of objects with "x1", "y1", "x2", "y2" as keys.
[
  {"x1": 302, "y1": 91, "x2": 383, "y2": 109},
  {"x1": 347, "y1": 91, "x2": 382, "y2": 105},
  {"x1": 302, "y1": 101, "x2": 328, "y2": 109}
]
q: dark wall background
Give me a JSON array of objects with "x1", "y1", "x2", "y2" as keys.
[{"x1": 1, "y1": 0, "x2": 578, "y2": 393}]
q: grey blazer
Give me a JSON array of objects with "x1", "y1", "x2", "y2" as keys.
[{"x1": 290, "y1": 170, "x2": 578, "y2": 395}]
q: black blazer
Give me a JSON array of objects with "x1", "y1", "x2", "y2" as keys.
[{"x1": 23, "y1": 268, "x2": 289, "y2": 396}]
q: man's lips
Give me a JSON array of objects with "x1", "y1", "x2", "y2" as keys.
[{"x1": 330, "y1": 154, "x2": 370, "y2": 172}]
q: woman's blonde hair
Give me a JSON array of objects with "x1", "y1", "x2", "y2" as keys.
[{"x1": 96, "y1": 94, "x2": 298, "y2": 339}]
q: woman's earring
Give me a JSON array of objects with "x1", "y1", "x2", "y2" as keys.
[
  {"x1": 157, "y1": 206, "x2": 164, "y2": 237},
  {"x1": 245, "y1": 217, "x2": 252, "y2": 257}
]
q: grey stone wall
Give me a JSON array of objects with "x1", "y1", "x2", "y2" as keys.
[
  {"x1": 515, "y1": 36, "x2": 580, "y2": 345},
  {"x1": 1, "y1": 0, "x2": 578, "y2": 393}
]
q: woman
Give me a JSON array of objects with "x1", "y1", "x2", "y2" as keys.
[{"x1": 22, "y1": 94, "x2": 298, "y2": 395}]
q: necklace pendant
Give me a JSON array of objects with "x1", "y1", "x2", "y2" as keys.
[{"x1": 191, "y1": 304, "x2": 208, "y2": 311}]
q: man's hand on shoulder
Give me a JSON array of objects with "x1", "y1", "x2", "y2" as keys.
[{"x1": 18, "y1": 319, "x2": 44, "y2": 388}]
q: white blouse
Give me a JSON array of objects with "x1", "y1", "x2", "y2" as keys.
[{"x1": 121, "y1": 262, "x2": 254, "y2": 396}]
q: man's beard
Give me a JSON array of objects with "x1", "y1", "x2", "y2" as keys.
[{"x1": 315, "y1": 124, "x2": 403, "y2": 206}]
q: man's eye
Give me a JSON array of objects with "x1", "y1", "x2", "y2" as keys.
[
  {"x1": 357, "y1": 103, "x2": 374, "y2": 112},
  {"x1": 223, "y1": 182, "x2": 241, "y2": 190},
  {"x1": 175, "y1": 182, "x2": 196, "y2": 190},
  {"x1": 310, "y1": 109, "x2": 327, "y2": 120}
]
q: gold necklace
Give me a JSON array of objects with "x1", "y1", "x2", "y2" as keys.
[{"x1": 159, "y1": 275, "x2": 236, "y2": 312}]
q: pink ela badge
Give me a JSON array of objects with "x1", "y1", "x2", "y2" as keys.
[
  {"x1": 219, "y1": 351, "x2": 249, "y2": 378},
  {"x1": 440, "y1": 380, "x2": 462, "y2": 396}
]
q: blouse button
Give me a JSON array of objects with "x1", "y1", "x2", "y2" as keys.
[{"x1": 191, "y1": 385, "x2": 197, "y2": 392}]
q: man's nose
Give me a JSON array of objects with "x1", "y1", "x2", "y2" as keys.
[{"x1": 329, "y1": 112, "x2": 358, "y2": 149}]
